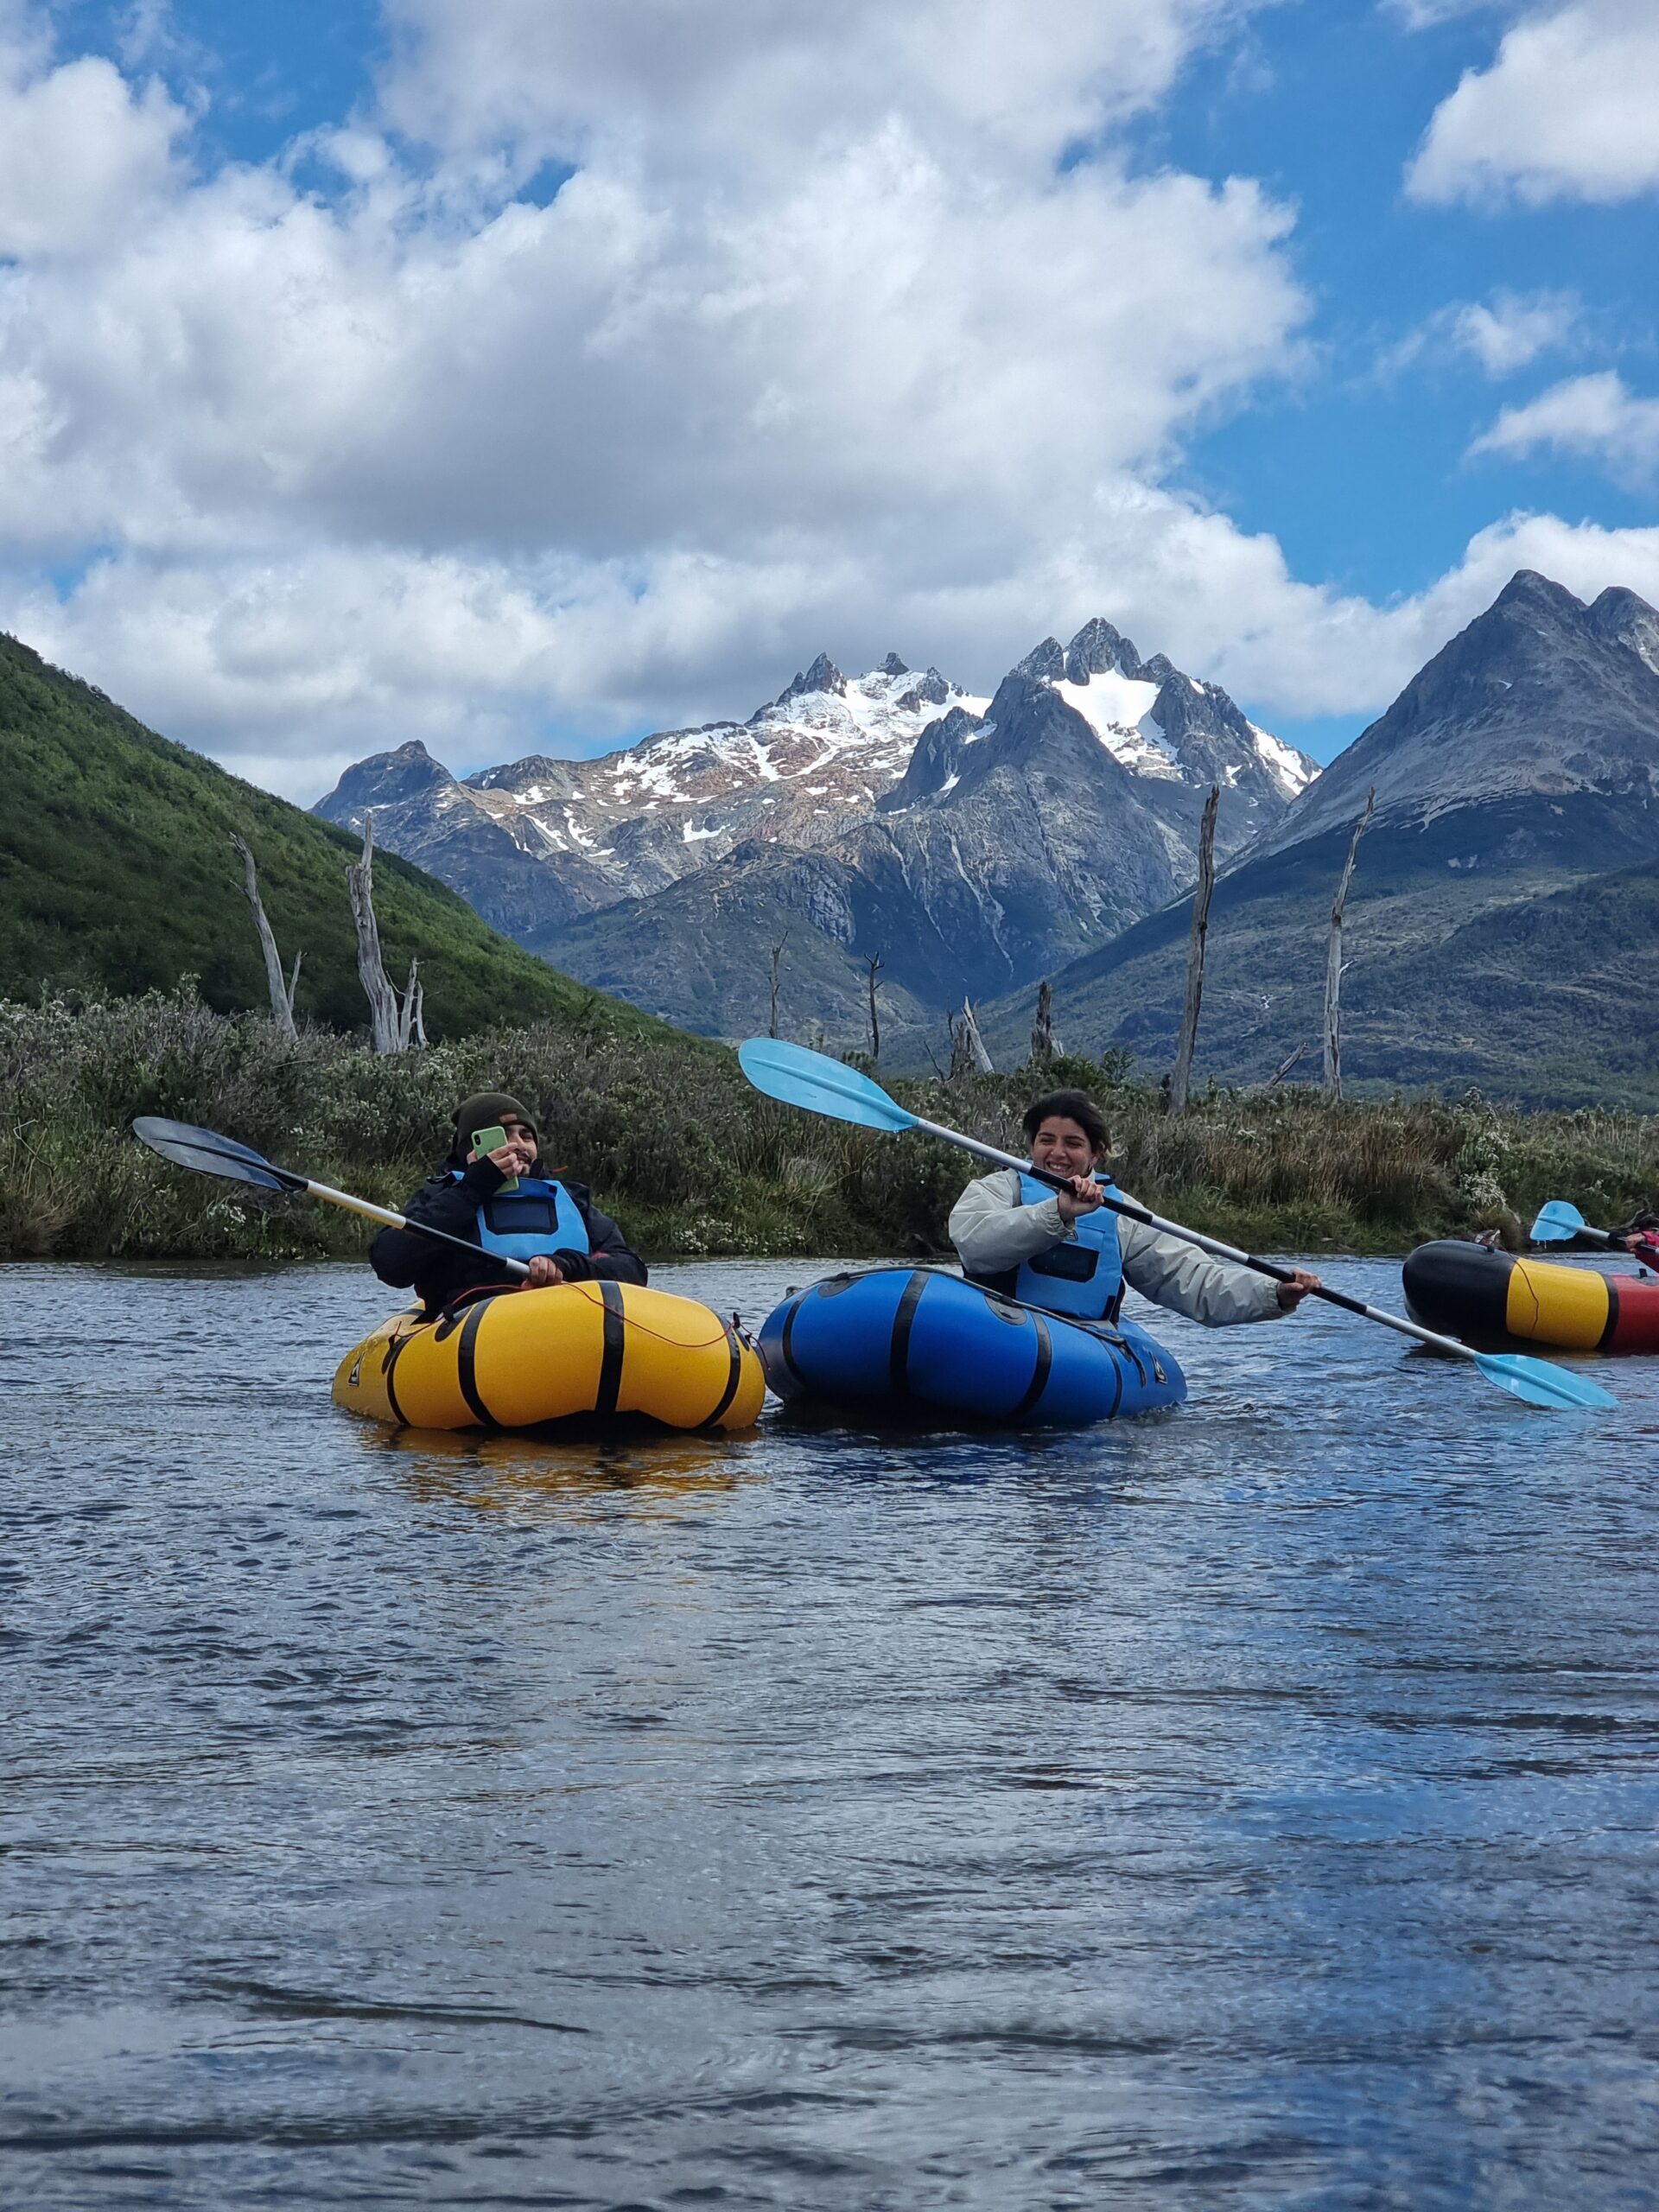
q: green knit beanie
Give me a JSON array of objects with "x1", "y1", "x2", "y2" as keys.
[{"x1": 452, "y1": 1092, "x2": 537, "y2": 1156}]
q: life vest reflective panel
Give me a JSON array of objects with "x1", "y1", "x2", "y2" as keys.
[
  {"x1": 450, "y1": 1172, "x2": 592, "y2": 1264},
  {"x1": 964, "y1": 1172, "x2": 1125, "y2": 1322}
]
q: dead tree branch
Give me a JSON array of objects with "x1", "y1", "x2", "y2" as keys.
[
  {"x1": 1029, "y1": 978, "x2": 1061, "y2": 1065},
  {"x1": 230, "y1": 832, "x2": 299, "y2": 1040},
  {"x1": 346, "y1": 812, "x2": 404, "y2": 1053},
  {"x1": 1324, "y1": 787, "x2": 1376, "y2": 1100},
  {"x1": 950, "y1": 996, "x2": 994, "y2": 1077},
  {"x1": 1166, "y1": 783, "x2": 1219, "y2": 1115}
]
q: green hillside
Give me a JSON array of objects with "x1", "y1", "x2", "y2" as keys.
[{"x1": 0, "y1": 632, "x2": 664, "y2": 1039}]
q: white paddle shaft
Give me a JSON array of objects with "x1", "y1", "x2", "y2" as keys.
[
  {"x1": 912, "y1": 1116, "x2": 1480, "y2": 1365},
  {"x1": 302, "y1": 1178, "x2": 530, "y2": 1280}
]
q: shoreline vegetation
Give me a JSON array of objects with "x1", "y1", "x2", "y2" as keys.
[{"x1": 4, "y1": 992, "x2": 1657, "y2": 1270}]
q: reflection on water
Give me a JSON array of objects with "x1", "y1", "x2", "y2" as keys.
[
  {"x1": 3, "y1": 1254, "x2": 1659, "y2": 2210},
  {"x1": 363, "y1": 1419, "x2": 758, "y2": 1520}
]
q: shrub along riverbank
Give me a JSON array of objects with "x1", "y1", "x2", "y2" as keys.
[{"x1": 3, "y1": 995, "x2": 1657, "y2": 1268}]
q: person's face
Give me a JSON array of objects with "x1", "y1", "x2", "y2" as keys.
[{"x1": 1029, "y1": 1116, "x2": 1100, "y2": 1179}]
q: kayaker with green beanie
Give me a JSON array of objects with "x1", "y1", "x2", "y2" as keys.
[{"x1": 370, "y1": 1091, "x2": 646, "y2": 1314}]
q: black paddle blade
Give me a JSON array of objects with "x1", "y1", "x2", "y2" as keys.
[{"x1": 131, "y1": 1117, "x2": 303, "y2": 1195}]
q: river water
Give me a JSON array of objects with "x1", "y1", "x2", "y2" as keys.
[{"x1": 3, "y1": 1255, "x2": 1659, "y2": 2210}]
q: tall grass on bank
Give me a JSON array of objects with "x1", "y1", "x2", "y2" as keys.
[{"x1": 4, "y1": 996, "x2": 1657, "y2": 1266}]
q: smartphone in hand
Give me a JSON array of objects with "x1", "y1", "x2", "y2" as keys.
[{"x1": 472, "y1": 1124, "x2": 518, "y2": 1192}]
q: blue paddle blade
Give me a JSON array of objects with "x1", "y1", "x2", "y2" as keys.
[
  {"x1": 1473, "y1": 1349, "x2": 1616, "y2": 1412},
  {"x1": 1529, "y1": 1199, "x2": 1587, "y2": 1243},
  {"x1": 738, "y1": 1038, "x2": 919, "y2": 1134}
]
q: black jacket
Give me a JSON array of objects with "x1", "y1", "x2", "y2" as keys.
[{"x1": 370, "y1": 1154, "x2": 647, "y2": 1313}]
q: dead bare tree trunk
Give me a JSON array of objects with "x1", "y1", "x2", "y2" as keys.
[
  {"x1": 1166, "y1": 783, "x2": 1219, "y2": 1115},
  {"x1": 1029, "y1": 979, "x2": 1061, "y2": 1065},
  {"x1": 1268, "y1": 1040, "x2": 1310, "y2": 1089},
  {"x1": 346, "y1": 812, "x2": 404, "y2": 1053},
  {"x1": 950, "y1": 997, "x2": 993, "y2": 1076},
  {"x1": 864, "y1": 952, "x2": 884, "y2": 1065},
  {"x1": 230, "y1": 833, "x2": 300, "y2": 1040},
  {"x1": 768, "y1": 930, "x2": 789, "y2": 1039},
  {"x1": 1324, "y1": 787, "x2": 1376, "y2": 1099},
  {"x1": 396, "y1": 956, "x2": 425, "y2": 1050}
]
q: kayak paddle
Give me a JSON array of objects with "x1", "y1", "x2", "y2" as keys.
[
  {"x1": 737, "y1": 1039, "x2": 1617, "y2": 1414},
  {"x1": 130, "y1": 1116, "x2": 531, "y2": 1281},
  {"x1": 1531, "y1": 1199, "x2": 1655, "y2": 1271},
  {"x1": 1529, "y1": 1200, "x2": 1614, "y2": 1248}
]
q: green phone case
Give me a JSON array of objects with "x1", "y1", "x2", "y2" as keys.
[{"x1": 473, "y1": 1125, "x2": 518, "y2": 1192}]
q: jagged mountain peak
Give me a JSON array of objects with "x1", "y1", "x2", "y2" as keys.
[
  {"x1": 776, "y1": 652, "x2": 846, "y2": 704},
  {"x1": 994, "y1": 617, "x2": 1315, "y2": 802},
  {"x1": 1014, "y1": 637, "x2": 1066, "y2": 683},
  {"x1": 1587, "y1": 584, "x2": 1659, "y2": 675},
  {"x1": 1064, "y1": 617, "x2": 1140, "y2": 683},
  {"x1": 314, "y1": 737, "x2": 456, "y2": 830},
  {"x1": 878, "y1": 651, "x2": 909, "y2": 676},
  {"x1": 1249, "y1": 568, "x2": 1659, "y2": 859}
]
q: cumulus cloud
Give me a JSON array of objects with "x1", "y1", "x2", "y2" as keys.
[
  {"x1": 0, "y1": 32, "x2": 188, "y2": 257},
  {"x1": 0, "y1": 0, "x2": 1332, "y2": 792},
  {"x1": 0, "y1": 0, "x2": 1655, "y2": 807},
  {"x1": 1468, "y1": 371, "x2": 1659, "y2": 481},
  {"x1": 1408, "y1": 0, "x2": 1659, "y2": 205}
]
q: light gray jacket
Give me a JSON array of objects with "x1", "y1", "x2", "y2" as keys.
[{"x1": 947, "y1": 1169, "x2": 1283, "y2": 1326}]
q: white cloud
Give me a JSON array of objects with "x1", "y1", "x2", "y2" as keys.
[
  {"x1": 1468, "y1": 370, "x2": 1659, "y2": 480},
  {"x1": 1450, "y1": 289, "x2": 1581, "y2": 375},
  {"x1": 0, "y1": 0, "x2": 1655, "y2": 813},
  {"x1": 378, "y1": 0, "x2": 1256, "y2": 180},
  {"x1": 1408, "y1": 0, "x2": 1659, "y2": 205},
  {"x1": 0, "y1": 0, "x2": 1333, "y2": 793},
  {"x1": 0, "y1": 35, "x2": 188, "y2": 257},
  {"x1": 1382, "y1": 287, "x2": 1581, "y2": 378},
  {"x1": 1385, "y1": 0, "x2": 1504, "y2": 26}
]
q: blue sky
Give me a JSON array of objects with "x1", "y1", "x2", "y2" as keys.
[{"x1": 2, "y1": 0, "x2": 1656, "y2": 798}]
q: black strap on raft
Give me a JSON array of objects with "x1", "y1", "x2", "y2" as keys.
[
  {"x1": 1007, "y1": 1311, "x2": 1055, "y2": 1421},
  {"x1": 455, "y1": 1298, "x2": 498, "y2": 1425},
  {"x1": 702, "y1": 1319, "x2": 747, "y2": 1428},
  {"x1": 888, "y1": 1271, "x2": 929, "y2": 1395},
  {"x1": 594, "y1": 1281, "x2": 627, "y2": 1417}
]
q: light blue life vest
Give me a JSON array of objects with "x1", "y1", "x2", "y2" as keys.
[
  {"x1": 969, "y1": 1171, "x2": 1124, "y2": 1322},
  {"x1": 451, "y1": 1171, "x2": 591, "y2": 1264}
]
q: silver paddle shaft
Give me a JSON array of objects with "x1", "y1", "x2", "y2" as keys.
[
  {"x1": 302, "y1": 1179, "x2": 530, "y2": 1281},
  {"x1": 912, "y1": 1116, "x2": 1480, "y2": 1366}
]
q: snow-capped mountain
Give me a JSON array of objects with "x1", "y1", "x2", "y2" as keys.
[
  {"x1": 316, "y1": 653, "x2": 987, "y2": 939},
  {"x1": 315, "y1": 621, "x2": 1314, "y2": 1043},
  {"x1": 883, "y1": 618, "x2": 1313, "y2": 835}
]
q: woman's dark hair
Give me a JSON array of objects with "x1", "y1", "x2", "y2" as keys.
[{"x1": 1022, "y1": 1089, "x2": 1109, "y2": 1154}]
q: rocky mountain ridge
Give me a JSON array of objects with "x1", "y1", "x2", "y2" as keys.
[
  {"x1": 316, "y1": 623, "x2": 1315, "y2": 1039},
  {"x1": 980, "y1": 571, "x2": 1659, "y2": 1105}
]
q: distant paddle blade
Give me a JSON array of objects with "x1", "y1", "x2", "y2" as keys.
[
  {"x1": 1529, "y1": 1199, "x2": 1587, "y2": 1244},
  {"x1": 737, "y1": 1038, "x2": 918, "y2": 1134},
  {"x1": 1473, "y1": 1349, "x2": 1617, "y2": 1412},
  {"x1": 131, "y1": 1116, "x2": 301, "y2": 1195}
]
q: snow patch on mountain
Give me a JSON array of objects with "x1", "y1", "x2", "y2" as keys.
[
  {"x1": 1249, "y1": 723, "x2": 1319, "y2": 799},
  {"x1": 1053, "y1": 670, "x2": 1179, "y2": 779}
]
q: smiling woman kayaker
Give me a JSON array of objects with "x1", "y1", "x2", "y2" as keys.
[
  {"x1": 948, "y1": 1087, "x2": 1320, "y2": 1325},
  {"x1": 370, "y1": 1090, "x2": 646, "y2": 1314}
]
